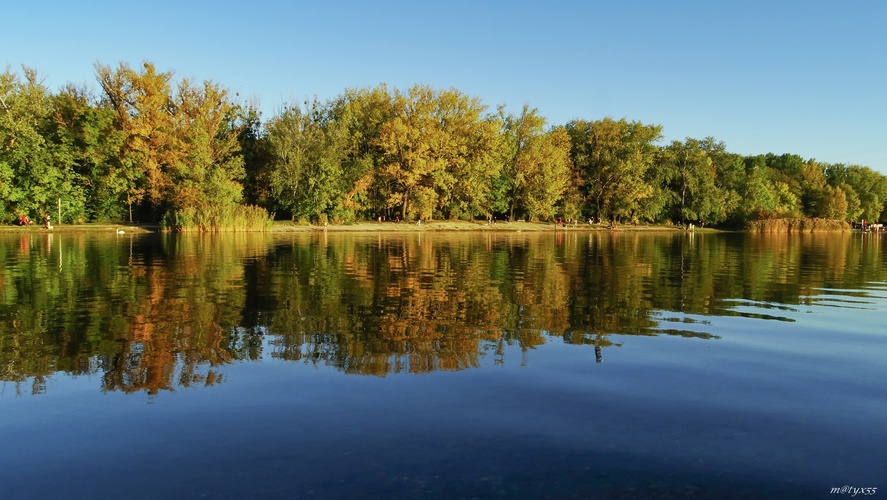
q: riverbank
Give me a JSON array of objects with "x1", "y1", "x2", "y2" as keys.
[
  {"x1": 272, "y1": 220, "x2": 691, "y2": 232},
  {"x1": 0, "y1": 223, "x2": 157, "y2": 233},
  {"x1": 0, "y1": 220, "x2": 706, "y2": 233}
]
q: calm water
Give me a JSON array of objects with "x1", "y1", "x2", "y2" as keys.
[{"x1": 1, "y1": 230, "x2": 885, "y2": 499}]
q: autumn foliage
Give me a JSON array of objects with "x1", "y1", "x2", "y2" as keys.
[{"x1": 2, "y1": 62, "x2": 886, "y2": 229}]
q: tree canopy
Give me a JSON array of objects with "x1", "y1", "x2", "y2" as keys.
[{"x1": 1, "y1": 61, "x2": 885, "y2": 228}]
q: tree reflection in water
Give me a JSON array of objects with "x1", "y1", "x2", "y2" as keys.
[{"x1": 1, "y1": 230, "x2": 881, "y2": 394}]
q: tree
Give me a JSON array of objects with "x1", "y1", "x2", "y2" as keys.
[
  {"x1": 739, "y1": 156, "x2": 802, "y2": 220},
  {"x1": 95, "y1": 61, "x2": 178, "y2": 215},
  {"x1": 837, "y1": 182, "x2": 862, "y2": 221},
  {"x1": 522, "y1": 126, "x2": 572, "y2": 220},
  {"x1": 96, "y1": 61, "x2": 250, "y2": 224},
  {"x1": 824, "y1": 164, "x2": 874, "y2": 221},
  {"x1": 659, "y1": 138, "x2": 721, "y2": 223},
  {"x1": 798, "y1": 161, "x2": 828, "y2": 216},
  {"x1": 842, "y1": 166, "x2": 886, "y2": 222},
  {"x1": 566, "y1": 118, "x2": 662, "y2": 222},
  {"x1": 764, "y1": 153, "x2": 805, "y2": 203},
  {"x1": 335, "y1": 84, "x2": 394, "y2": 219},
  {"x1": 47, "y1": 83, "x2": 124, "y2": 221},
  {"x1": 374, "y1": 85, "x2": 497, "y2": 221},
  {"x1": 238, "y1": 102, "x2": 274, "y2": 208},
  {"x1": 375, "y1": 84, "x2": 443, "y2": 220},
  {"x1": 266, "y1": 99, "x2": 349, "y2": 222},
  {"x1": 168, "y1": 78, "x2": 245, "y2": 211},
  {"x1": 0, "y1": 66, "x2": 90, "y2": 222},
  {"x1": 432, "y1": 89, "x2": 501, "y2": 220},
  {"x1": 701, "y1": 137, "x2": 744, "y2": 223},
  {"x1": 740, "y1": 159, "x2": 777, "y2": 219},
  {"x1": 499, "y1": 104, "x2": 547, "y2": 220},
  {"x1": 818, "y1": 185, "x2": 849, "y2": 220}
]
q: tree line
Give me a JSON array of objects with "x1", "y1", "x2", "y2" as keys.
[{"x1": 2, "y1": 62, "x2": 885, "y2": 229}]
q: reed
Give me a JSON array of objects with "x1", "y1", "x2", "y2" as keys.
[
  {"x1": 745, "y1": 217, "x2": 850, "y2": 233},
  {"x1": 161, "y1": 205, "x2": 272, "y2": 232}
]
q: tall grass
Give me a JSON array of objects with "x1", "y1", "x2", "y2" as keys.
[
  {"x1": 745, "y1": 217, "x2": 850, "y2": 233},
  {"x1": 161, "y1": 204, "x2": 272, "y2": 232}
]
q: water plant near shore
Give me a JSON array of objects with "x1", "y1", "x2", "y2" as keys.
[
  {"x1": 746, "y1": 217, "x2": 850, "y2": 232},
  {"x1": 161, "y1": 204, "x2": 271, "y2": 232}
]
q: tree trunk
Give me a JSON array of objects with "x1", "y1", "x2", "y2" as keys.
[{"x1": 401, "y1": 188, "x2": 410, "y2": 220}]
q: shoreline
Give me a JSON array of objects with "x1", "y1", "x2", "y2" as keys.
[
  {"x1": 271, "y1": 220, "x2": 691, "y2": 233},
  {"x1": 0, "y1": 221, "x2": 697, "y2": 234},
  {"x1": 2, "y1": 219, "x2": 862, "y2": 234},
  {"x1": 1, "y1": 216, "x2": 858, "y2": 234}
]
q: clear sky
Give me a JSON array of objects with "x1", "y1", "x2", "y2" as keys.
[{"x1": 4, "y1": 0, "x2": 886, "y2": 172}]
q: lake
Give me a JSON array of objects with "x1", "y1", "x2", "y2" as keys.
[{"x1": 1, "y1": 230, "x2": 885, "y2": 499}]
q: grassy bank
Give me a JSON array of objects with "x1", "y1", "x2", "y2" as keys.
[
  {"x1": 745, "y1": 218, "x2": 851, "y2": 233},
  {"x1": 271, "y1": 220, "x2": 690, "y2": 232},
  {"x1": 0, "y1": 220, "x2": 705, "y2": 234},
  {"x1": 0, "y1": 223, "x2": 157, "y2": 233}
]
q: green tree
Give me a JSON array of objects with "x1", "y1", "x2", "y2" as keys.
[
  {"x1": 764, "y1": 153, "x2": 805, "y2": 203},
  {"x1": 334, "y1": 84, "x2": 394, "y2": 219},
  {"x1": 375, "y1": 84, "x2": 443, "y2": 220},
  {"x1": 0, "y1": 66, "x2": 67, "y2": 221},
  {"x1": 238, "y1": 102, "x2": 274, "y2": 209},
  {"x1": 798, "y1": 161, "x2": 828, "y2": 216},
  {"x1": 825, "y1": 164, "x2": 871, "y2": 221},
  {"x1": 566, "y1": 118, "x2": 662, "y2": 222},
  {"x1": 522, "y1": 126, "x2": 573, "y2": 221},
  {"x1": 838, "y1": 182, "x2": 862, "y2": 221},
  {"x1": 432, "y1": 89, "x2": 501, "y2": 220},
  {"x1": 47, "y1": 83, "x2": 126, "y2": 221},
  {"x1": 266, "y1": 100, "x2": 349, "y2": 222},
  {"x1": 437, "y1": 110, "x2": 502, "y2": 219},
  {"x1": 842, "y1": 166, "x2": 886, "y2": 222},
  {"x1": 499, "y1": 104, "x2": 547, "y2": 220},
  {"x1": 818, "y1": 184, "x2": 849, "y2": 219},
  {"x1": 701, "y1": 137, "x2": 744, "y2": 223},
  {"x1": 659, "y1": 138, "x2": 721, "y2": 224},
  {"x1": 740, "y1": 156, "x2": 801, "y2": 220},
  {"x1": 168, "y1": 78, "x2": 245, "y2": 211},
  {"x1": 375, "y1": 85, "x2": 496, "y2": 221},
  {"x1": 740, "y1": 159, "x2": 777, "y2": 219}
]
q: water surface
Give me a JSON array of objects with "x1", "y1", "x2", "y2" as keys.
[{"x1": 1, "y1": 231, "x2": 885, "y2": 498}]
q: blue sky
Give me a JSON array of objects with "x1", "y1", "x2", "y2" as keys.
[{"x1": 4, "y1": 1, "x2": 886, "y2": 172}]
